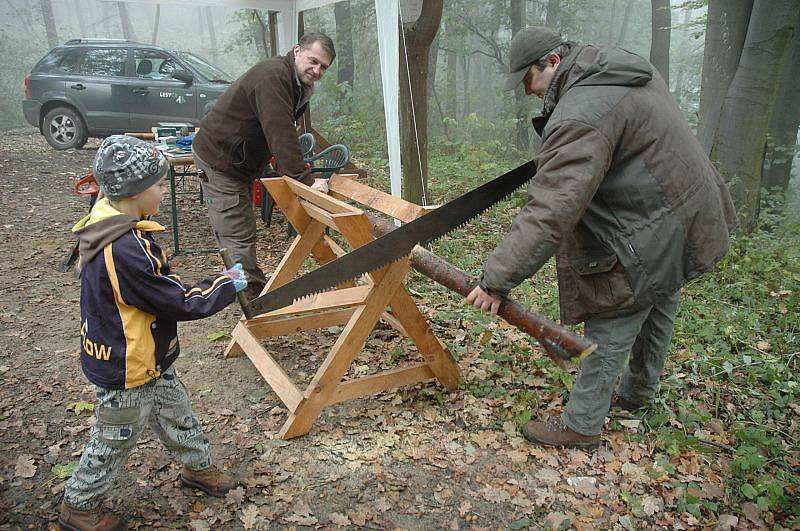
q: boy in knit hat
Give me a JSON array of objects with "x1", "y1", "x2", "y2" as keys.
[{"x1": 59, "y1": 136, "x2": 248, "y2": 531}]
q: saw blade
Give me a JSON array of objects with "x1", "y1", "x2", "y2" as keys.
[{"x1": 248, "y1": 159, "x2": 537, "y2": 315}]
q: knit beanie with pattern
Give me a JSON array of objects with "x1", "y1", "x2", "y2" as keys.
[{"x1": 94, "y1": 135, "x2": 167, "y2": 200}]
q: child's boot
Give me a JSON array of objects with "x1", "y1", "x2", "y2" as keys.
[
  {"x1": 180, "y1": 465, "x2": 237, "y2": 497},
  {"x1": 58, "y1": 500, "x2": 126, "y2": 530}
]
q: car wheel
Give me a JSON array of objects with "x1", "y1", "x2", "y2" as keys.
[{"x1": 42, "y1": 107, "x2": 87, "y2": 150}]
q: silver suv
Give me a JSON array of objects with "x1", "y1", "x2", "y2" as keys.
[{"x1": 23, "y1": 39, "x2": 232, "y2": 150}]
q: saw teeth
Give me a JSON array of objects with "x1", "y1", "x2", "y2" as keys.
[{"x1": 288, "y1": 254, "x2": 411, "y2": 307}]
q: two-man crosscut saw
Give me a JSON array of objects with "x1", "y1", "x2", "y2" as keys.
[{"x1": 248, "y1": 159, "x2": 537, "y2": 316}]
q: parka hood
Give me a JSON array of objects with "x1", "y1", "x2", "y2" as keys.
[
  {"x1": 536, "y1": 44, "x2": 653, "y2": 131},
  {"x1": 72, "y1": 198, "x2": 163, "y2": 265}
]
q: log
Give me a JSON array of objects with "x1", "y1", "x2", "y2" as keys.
[{"x1": 368, "y1": 215, "x2": 597, "y2": 367}]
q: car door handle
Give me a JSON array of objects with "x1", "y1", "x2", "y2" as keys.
[
  {"x1": 70, "y1": 84, "x2": 86, "y2": 90},
  {"x1": 132, "y1": 88, "x2": 149, "y2": 95}
]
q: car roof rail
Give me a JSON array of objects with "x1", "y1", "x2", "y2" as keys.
[{"x1": 64, "y1": 38, "x2": 138, "y2": 45}]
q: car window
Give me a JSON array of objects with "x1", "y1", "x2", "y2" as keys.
[
  {"x1": 79, "y1": 48, "x2": 127, "y2": 77},
  {"x1": 33, "y1": 48, "x2": 82, "y2": 74},
  {"x1": 177, "y1": 51, "x2": 233, "y2": 83},
  {"x1": 133, "y1": 49, "x2": 180, "y2": 80}
]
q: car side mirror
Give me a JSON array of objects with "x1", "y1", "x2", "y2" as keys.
[{"x1": 171, "y1": 69, "x2": 194, "y2": 85}]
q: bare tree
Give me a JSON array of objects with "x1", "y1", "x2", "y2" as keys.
[
  {"x1": 712, "y1": 0, "x2": 799, "y2": 231},
  {"x1": 697, "y1": 0, "x2": 753, "y2": 152},
  {"x1": 400, "y1": 0, "x2": 443, "y2": 204},
  {"x1": 649, "y1": 0, "x2": 671, "y2": 85},
  {"x1": 117, "y1": 2, "x2": 136, "y2": 41},
  {"x1": 205, "y1": 7, "x2": 218, "y2": 60},
  {"x1": 545, "y1": 0, "x2": 560, "y2": 30},
  {"x1": 152, "y1": 4, "x2": 160, "y2": 44},
  {"x1": 511, "y1": 0, "x2": 528, "y2": 151},
  {"x1": 72, "y1": 0, "x2": 87, "y2": 38},
  {"x1": 671, "y1": 7, "x2": 693, "y2": 102},
  {"x1": 334, "y1": 1, "x2": 354, "y2": 112},
  {"x1": 445, "y1": 49, "x2": 457, "y2": 119},
  {"x1": 762, "y1": 15, "x2": 800, "y2": 195},
  {"x1": 40, "y1": 0, "x2": 58, "y2": 48}
]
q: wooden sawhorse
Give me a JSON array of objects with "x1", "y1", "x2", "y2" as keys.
[{"x1": 225, "y1": 174, "x2": 460, "y2": 439}]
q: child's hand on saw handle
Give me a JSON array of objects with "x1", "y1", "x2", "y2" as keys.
[{"x1": 223, "y1": 263, "x2": 248, "y2": 293}]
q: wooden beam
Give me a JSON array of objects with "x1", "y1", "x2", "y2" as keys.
[
  {"x1": 231, "y1": 324, "x2": 304, "y2": 413},
  {"x1": 329, "y1": 175, "x2": 426, "y2": 223},
  {"x1": 246, "y1": 307, "x2": 355, "y2": 337},
  {"x1": 329, "y1": 364, "x2": 435, "y2": 405}
]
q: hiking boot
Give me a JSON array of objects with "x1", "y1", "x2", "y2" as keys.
[
  {"x1": 58, "y1": 500, "x2": 127, "y2": 531},
  {"x1": 611, "y1": 394, "x2": 645, "y2": 412},
  {"x1": 522, "y1": 416, "x2": 600, "y2": 448},
  {"x1": 181, "y1": 465, "x2": 237, "y2": 497}
]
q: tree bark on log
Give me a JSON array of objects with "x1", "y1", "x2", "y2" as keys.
[{"x1": 368, "y1": 215, "x2": 597, "y2": 368}]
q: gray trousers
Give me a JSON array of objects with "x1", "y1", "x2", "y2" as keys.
[
  {"x1": 194, "y1": 153, "x2": 267, "y2": 286},
  {"x1": 63, "y1": 367, "x2": 212, "y2": 510},
  {"x1": 562, "y1": 290, "x2": 681, "y2": 436}
]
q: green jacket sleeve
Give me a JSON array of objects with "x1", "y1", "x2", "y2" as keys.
[{"x1": 480, "y1": 119, "x2": 614, "y2": 296}]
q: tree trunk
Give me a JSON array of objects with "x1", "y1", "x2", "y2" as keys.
[
  {"x1": 511, "y1": 0, "x2": 529, "y2": 151},
  {"x1": 460, "y1": 54, "x2": 470, "y2": 119},
  {"x1": 445, "y1": 50, "x2": 457, "y2": 119},
  {"x1": 427, "y1": 33, "x2": 440, "y2": 130},
  {"x1": 117, "y1": 2, "x2": 136, "y2": 41},
  {"x1": 545, "y1": 0, "x2": 560, "y2": 30},
  {"x1": 40, "y1": 0, "x2": 58, "y2": 48},
  {"x1": 334, "y1": 1, "x2": 355, "y2": 112},
  {"x1": 697, "y1": 0, "x2": 753, "y2": 152},
  {"x1": 649, "y1": 0, "x2": 671, "y2": 85},
  {"x1": 72, "y1": 0, "x2": 87, "y2": 38},
  {"x1": 400, "y1": 0, "x2": 442, "y2": 205},
  {"x1": 672, "y1": 7, "x2": 693, "y2": 101},
  {"x1": 252, "y1": 10, "x2": 270, "y2": 59},
  {"x1": 616, "y1": 0, "x2": 635, "y2": 46},
  {"x1": 762, "y1": 15, "x2": 800, "y2": 194},
  {"x1": 102, "y1": 2, "x2": 112, "y2": 38},
  {"x1": 712, "y1": 0, "x2": 799, "y2": 232},
  {"x1": 205, "y1": 7, "x2": 218, "y2": 60},
  {"x1": 197, "y1": 8, "x2": 207, "y2": 51},
  {"x1": 152, "y1": 4, "x2": 160, "y2": 44}
]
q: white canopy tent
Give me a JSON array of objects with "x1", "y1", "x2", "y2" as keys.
[{"x1": 114, "y1": 0, "x2": 407, "y2": 199}]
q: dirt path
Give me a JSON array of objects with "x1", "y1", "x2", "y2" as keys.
[{"x1": 1, "y1": 131, "x2": 726, "y2": 530}]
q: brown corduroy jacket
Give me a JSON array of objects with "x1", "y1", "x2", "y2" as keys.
[{"x1": 193, "y1": 52, "x2": 313, "y2": 184}]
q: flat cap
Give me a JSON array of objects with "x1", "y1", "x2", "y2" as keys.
[{"x1": 505, "y1": 26, "x2": 564, "y2": 90}]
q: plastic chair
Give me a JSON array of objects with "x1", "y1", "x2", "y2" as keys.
[
  {"x1": 305, "y1": 144, "x2": 350, "y2": 179},
  {"x1": 299, "y1": 132, "x2": 316, "y2": 159}
]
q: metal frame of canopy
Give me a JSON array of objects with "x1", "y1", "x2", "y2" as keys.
[{"x1": 110, "y1": 0, "x2": 404, "y2": 198}]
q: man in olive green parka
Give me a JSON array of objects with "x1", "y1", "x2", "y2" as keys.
[{"x1": 467, "y1": 27, "x2": 736, "y2": 447}]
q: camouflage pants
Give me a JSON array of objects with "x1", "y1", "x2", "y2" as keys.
[
  {"x1": 63, "y1": 367, "x2": 212, "y2": 510},
  {"x1": 563, "y1": 290, "x2": 681, "y2": 436}
]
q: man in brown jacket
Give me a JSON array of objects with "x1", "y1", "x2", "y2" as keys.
[
  {"x1": 467, "y1": 27, "x2": 736, "y2": 447},
  {"x1": 193, "y1": 32, "x2": 335, "y2": 299}
]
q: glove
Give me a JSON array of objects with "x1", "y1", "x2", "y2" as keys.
[{"x1": 223, "y1": 263, "x2": 248, "y2": 293}]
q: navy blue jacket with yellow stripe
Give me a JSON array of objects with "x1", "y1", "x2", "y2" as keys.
[{"x1": 73, "y1": 198, "x2": 236, "y2": 389}]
